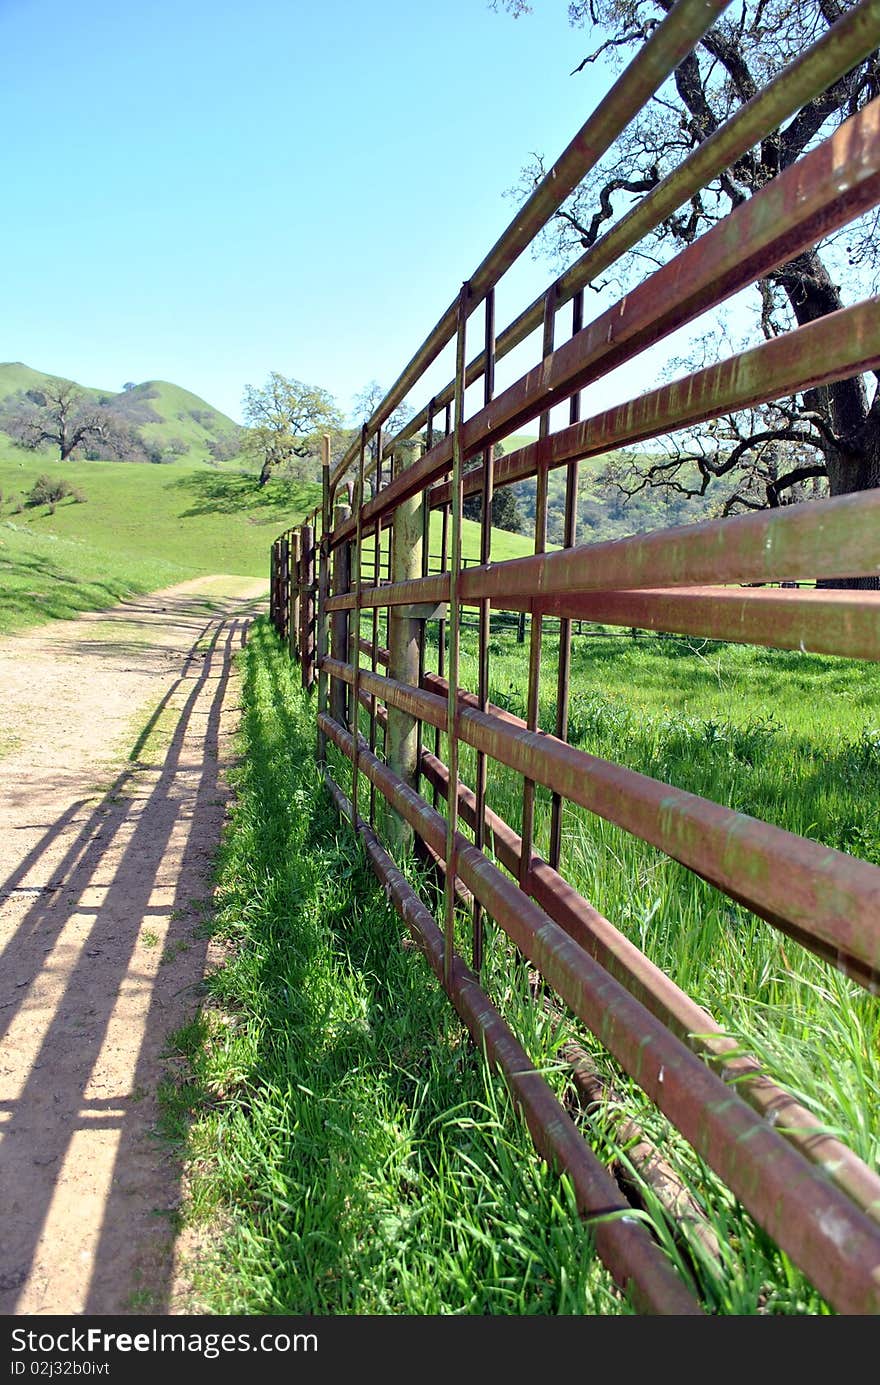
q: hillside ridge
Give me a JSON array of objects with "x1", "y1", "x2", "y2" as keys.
[
  {"x1": 0, "y1": 362, "x2": 241, "y2": 465},
  {"x1": 0, "y1": 361, "x2": 237, "y2": 423}
]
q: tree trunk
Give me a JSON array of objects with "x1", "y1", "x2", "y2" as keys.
[
  {"x1": 772, "y1": 251, "x2": 879, "y2": 589},
  {"x1": 258, "y1": 458, "x2": 273, "y2": 488},
  {"x1": 820, "y1": 411, "x2": 880, "y2": 590}
]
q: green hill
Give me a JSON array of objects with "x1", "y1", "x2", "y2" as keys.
[
  {"x1": 0, "y1": 362, "x2": 92, "y2": 400},
  {"x1": 103, "y1": 379, "x2": 241, "y2": 458},
  {"x1": 0, "y1": 362, "x2": 243, "y2": 466}
]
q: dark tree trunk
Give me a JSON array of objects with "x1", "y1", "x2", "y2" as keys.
[
  {"x1": 819, "y1": 413, "x2": 880, "y2": 589},
  {"x1": 771, "y1": 250, "x2": 879, "y2": 589},
  {"x1": 824, "y1": 421, "x2": 880, "y2": 498},
  {"x1": 258, "y1": 459, "x2": 273, "y2": 488}
]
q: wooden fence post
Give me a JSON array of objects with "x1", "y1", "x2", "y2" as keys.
[
  {"x1": 300, "y1": 523, "x2": 315, "y2": 690},
  {"x1": 317, "y1": 441, "x2": 332, "y2": 764},
  {"x1": 269, "y1": 541, "x2": 276, "y2": 631},
  {"x1": 279, "y1": 534, "x2": 290, "y2": 644},
  {"x1": 331, "y1": 501, "x2": 352, "y2": 729},
  {"x1": 289, "y1": 529, "x2": 302, "y2": 662},
  {"x1": 383, "y1": 440, "x2": 424, "y2": 852}
]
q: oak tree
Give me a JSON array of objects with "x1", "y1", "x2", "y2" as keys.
[
  {"x1": 242, "y1": 373, "x2": 342, "y2": 487},
  {"x1": 4, "y1": 379, "x2": 114, "y2": 461},
  {"x1": 499, "y1": 0, "x2": 880, "y2": 548}
]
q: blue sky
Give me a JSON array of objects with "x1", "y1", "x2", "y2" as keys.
[{"x1": 1, "y1": 0, "x2": 616, "y2": 423}]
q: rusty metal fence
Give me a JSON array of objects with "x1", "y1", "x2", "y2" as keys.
[{"x1": 270, "y1": 0, "x2": 880, "y2": 1314}]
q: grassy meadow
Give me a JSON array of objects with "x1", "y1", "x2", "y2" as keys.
[
  {"x1": 0, "y1": 447, "x2": 309, "y2": 633},
  {"x1": 444, "y1": 625, "x2": 879, "y2": 1309},
  {"x1": 0, "y1": 442, "x2": 536, "y2": 636},
  {"x1": 449, "y1": 625, "x2": 880, "y2": 1090},
  {"x1": 166, "y1": 611, "x2": 880, "y2": 1315}
]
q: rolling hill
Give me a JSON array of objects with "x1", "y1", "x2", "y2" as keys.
[{"x1": 0, "y1": 363, "x2": 242, "y2": 466}]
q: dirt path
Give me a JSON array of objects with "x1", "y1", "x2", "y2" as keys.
[{"x1": 0, "y1": 575, "x2": 265, "y2": 1315}]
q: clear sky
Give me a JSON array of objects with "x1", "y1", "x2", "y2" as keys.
[{"x1": 1, "y1": 0, "x2": 618, "y2": 424}]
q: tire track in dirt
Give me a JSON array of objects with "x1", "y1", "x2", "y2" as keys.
[{"x1": 0, "y1": 576, "x2": 265, "y2": 1314}]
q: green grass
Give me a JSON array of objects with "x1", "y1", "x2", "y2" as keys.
[
  {"x1": 446, "y1": 624, "x2": 880, "y2": 1062},
  {"x1": 170, "y1": 620, "x2": 880, "y2": 1314},
  {"x1": 0, "y1": 518, "x2": 186, "y2": 635},
  {"x1": 169, "y1": 621, "x2": 628, "y2": 1315},
  {"x1": 0, "y1": 442, "x2": 538, "y2": 638},
  {"x1": 0, "y1": 446, "x2": 319, "y2": 574},
  {"x1": 320, "y1": 622, "x2": 878, "y2": 1312},
  {"x1": 440, "y1": 626, "x2": 880, "y2": 1313},
  {"x1": 0, "y1": 445, "x2": 322, "y2": 635}
]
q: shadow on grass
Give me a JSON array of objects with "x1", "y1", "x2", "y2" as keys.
[
  {"x1": 169, "y1": 471, "x2": 320, "y2": 525},
  {"x1": 0, "y1": 550, "x2": 148, "y2": 634},
  {"x1": 198, "y1": 627, "x2": 454, "y2": 1307},
  {"x1": 194, "y1": 620, "x2": 606, "y2": 1314}
]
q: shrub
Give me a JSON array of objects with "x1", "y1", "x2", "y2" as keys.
[{"x1": 26, "y1": 474, "x2": 74, "y2": 507}]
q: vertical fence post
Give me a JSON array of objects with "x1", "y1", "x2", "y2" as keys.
[
  {"x1": 342, "y1": 482, "x2": 354, "y2": 727},
  {"x1": 285, "y1": 528, "x2": 295, "y2": 647},
  {"x1": 277, "y1": 538, "x2": 284, "y2": 638},
  {"x1": 269, "y1": 541, "x2": 276, "y2": 631},
  {"x1": 549, "y1": 286, "x2": 584, "y2": 870},
  {"x1": 432, "y1": 406, "x2": 452, "y2": 810},
  {"x1": 300, "y1": 522, "x2": 315, "y2": 690},
  {"x1": 280, "y1": 533, "x2": 290, "y2": 645},
  {"x1": 444, "y1": 284, "x2": 470, "y2": 986},
  {"x1": 472, "y1": 287, "x2": 496, "y2": 973},
  {"x1": 289, "y1": 529, "x2": 302, "y2": 663},
  {"x1": 369, "y1": 430, "x2": 384, "y2": 827},
  {"x1": 350, "y1": 429, "x2": 367, "y2": 829},
  {"x1": 416, "y1": 402, "x2": 435, "y2": 796},
  {"x1": 520, "y1": 284, "x2": 557, "y2": 885},
  {"x1": 331, "y1": 499, "x2": 352, "y2": 729},
  {"x1": 383, "y1": 440, "x2": 425, "y2": 853},
  {"x1": 317, "y1": 439, "x2": 332, "y2": 766}
]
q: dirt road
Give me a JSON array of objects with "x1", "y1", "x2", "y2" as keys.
[{"x1": 0, "y1": 576, "x2": 265, "y2": 1314}]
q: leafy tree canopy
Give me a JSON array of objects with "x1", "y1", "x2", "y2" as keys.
[{"x1": 242, "y1": 372, "x2": 342, "y2": 487}]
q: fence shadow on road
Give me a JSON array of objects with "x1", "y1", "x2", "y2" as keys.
[{"x1": 0, "y1": 601, "x2": 255, "y2": 1314}]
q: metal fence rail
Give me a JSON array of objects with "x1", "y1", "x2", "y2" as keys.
[{"x1": 270, "y1": 0, "x2": 880, "y2": 1314}]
